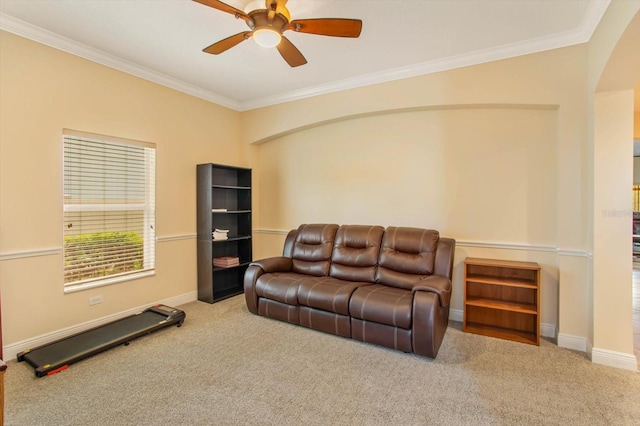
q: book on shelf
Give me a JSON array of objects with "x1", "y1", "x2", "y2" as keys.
[{"x1": 213, "y1": 256, "x2": 240, "y2": 267}]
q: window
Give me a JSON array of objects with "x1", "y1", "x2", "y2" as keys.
[{"x1": 63, "y1": 129, "x2": 156, "y2": 292}]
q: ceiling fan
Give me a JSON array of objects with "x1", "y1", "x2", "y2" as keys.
[{"x1": 193, "y1": 0, "x2": 362, "y2": 67}]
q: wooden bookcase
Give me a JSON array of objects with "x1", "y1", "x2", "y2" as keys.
[
  {"x1": 463, "y1": 257, "x2": 540, "y2": 345},
  {"x1": 197, "y1": 163, "x2": 252, "y2": 303}
]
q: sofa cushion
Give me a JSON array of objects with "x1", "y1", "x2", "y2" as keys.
[
  {"x1": 330, "y1": 225, "x2": 384, "y2": 283},
  {"x1": 349, "y1": 284, "x2": 413, "y2": 330},
  {"x1": 291, "y1": 224, "x2": 339, "y2": 277},
  {"x1": 255, "y1": 272, "x2": 326, "y2": 306},
  {"x1": 298, "y1": 277, "x2": 372, "y2": 315},
  {"x1": 376, "y1": 227, "x2": 439, "y2": 290}
]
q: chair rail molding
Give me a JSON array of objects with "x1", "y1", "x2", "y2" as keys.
[
  {"x1": 0, "y1": 234, "x2": 196, "y2": 261},
  {"x1": 253, "y1": 229, "x2": 591, "y2": 257},
  {"x1": 0, "y1": 247, "x2": 62, "y2": 261}
]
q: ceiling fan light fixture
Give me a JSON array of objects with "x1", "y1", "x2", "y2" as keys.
[{"x1": 253, "y1": 28, "x2": 282, "y2": 48}]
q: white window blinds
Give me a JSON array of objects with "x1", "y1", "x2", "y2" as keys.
[{"x1": 63, "y1": 130, "x2": 156, "y2": 289}]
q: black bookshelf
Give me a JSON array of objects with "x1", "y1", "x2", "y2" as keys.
[{"x1": 197, "y1": 163, "x2": 252, "y2": 303}]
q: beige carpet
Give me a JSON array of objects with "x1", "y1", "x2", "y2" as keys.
[{"x1": 4, "y1": 295, "x2": 640, "y2": 425}]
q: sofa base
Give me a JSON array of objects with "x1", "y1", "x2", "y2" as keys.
[
  {"x1": 258, "y1": 298, "x2": 300, "y2": 325},
  {"x1": 300, "y1": 307, "x2": 351, "y2": 338},
  {"x1": 351, "y1": 318, "x2": 413, "y2": 353}
]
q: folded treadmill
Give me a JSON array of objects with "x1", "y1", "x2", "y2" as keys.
[{"x1": 17, "y1": 304, "x2": 185, "y2": 377}]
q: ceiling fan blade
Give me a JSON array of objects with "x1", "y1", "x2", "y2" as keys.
[
  {"x1": 275, "y1": 0, "x2": 290, "y2": 21},
  {"x1": 276, "y1": 36, "x2": 307, "y2": 67},
  {"x1": 203, "y1": 31, "x2": 252, "y2": 54},
  {"x1": 193, "y1": 0, "x2": 252, "y2": 23},
  {"x1": 286, "y1": 18, "x2": 362, "y2": 37}
]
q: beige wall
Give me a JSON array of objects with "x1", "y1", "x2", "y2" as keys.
[
  {"x1": 593, "y1": 89, "x2": 635, "y2": 355},
  {"x1": 255, "y1": 107, "x2": 561, "y2": 324},
  {"x1": 243, "y1": 44, "x2": 589, "y2": 248},
  {"x1": 0, "y1": 31, "x2": 242, "y2": 346},
  {"x1": 257, "y1": 107, "x2": 558, "y2": 240}
]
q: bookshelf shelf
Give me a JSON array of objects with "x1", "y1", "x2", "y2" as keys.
[{"x1": 212, "y1": 235, "x2": 252, "y2": 243}]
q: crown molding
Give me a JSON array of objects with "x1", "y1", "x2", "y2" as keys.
[
  {"x1": 1, "y1": 1, "x2": 610, "y2": 112},
  {"x1": 0, "y1": 13, "x2": 242, "y2": 111},
  {"x1": 241, "y1": 0, "x2": 611, "y2": 111},
  {"x1": 580, "y1": 0, "x2": 612, "y2": 41}
]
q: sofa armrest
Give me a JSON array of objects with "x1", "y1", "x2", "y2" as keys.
[
  {"x1": 244, "y1": 257, "x2": 293, "y2": 315},
  {"x1": 412, "y1": 291, "x2": 449, "y2": 358},
  {"x1": 411, "y1": 275, "x2": 452, "y2": 307},
  {"x1": 243, "y1": 265, "x2": 262, "y2": 314},
  {"x1": 250, "y1": 256, "x2": 293, "y2": 273}
]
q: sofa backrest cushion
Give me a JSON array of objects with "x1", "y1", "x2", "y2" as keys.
[
  {"x1": 329, "y1": 225, "x2": 385, "y2": 283},
  {"x1": 376, "y1": 227, "x2": 439, "y2": 290},
  {"x1": 291, "y1": 224, "x2": 339, "y2": 276}
]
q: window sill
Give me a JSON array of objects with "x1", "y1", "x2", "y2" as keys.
[{"x1": 64, "y1": 270, "x2": 155, "y2": 294}]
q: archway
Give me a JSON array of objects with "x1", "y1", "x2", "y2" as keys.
[{"x1": 591, "y1": 7, "x2": 640, "y2": 371}]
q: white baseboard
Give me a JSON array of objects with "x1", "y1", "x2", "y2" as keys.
[
  {"x1": 449, "y1": 308, "x2": 463, "y2": 322},
  {"x1": 540, "y1": 323, "x2": 557, "y2": 339},
  {"x1": 558, "y1": 333, "x2": 588, "y2": 352},
  {"x1": 591, "y1": 347, "x2": 638, "y2": 372},
  {"x1": 3, "y1": 291, "x2": 197, "y2": 360},
  {"x1": 449, "y1": 308, "x2": 556, "y2": 339}
]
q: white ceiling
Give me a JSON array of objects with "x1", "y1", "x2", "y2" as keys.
[{"x1": 0, "y1": 0, "x2": 612, "y2": 111}]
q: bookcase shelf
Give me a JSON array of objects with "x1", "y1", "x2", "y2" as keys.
[
  {"x1": 463, "y1": 257, "x2": 540, "y2": 345},
  {"x1": 212, "y1": 185, "x2": 251, "y2": 190},
  {"x1": 197, "y1": 163, "x2": 252, "y2": 303},
  {"x1": 212, "y1": 261, "x2": 251, "y2": 272},
  {"x1": 213, "y1": 235, "x2": 251, "y2": 242},
  {"x1": 464, "y1": 322, "x2": 537, "y2": 345},
  {"x1": 212, "y1": 210, "x2": 252, "y2": 214}
]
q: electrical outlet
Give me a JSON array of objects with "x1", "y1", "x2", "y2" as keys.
[{"x1": 89, "y1": 295, "x2": 102, "y2": 306}]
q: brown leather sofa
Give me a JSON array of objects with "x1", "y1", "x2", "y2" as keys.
[{"x1": 244, "y1": 224, "x2": 456, "y2": 358}]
